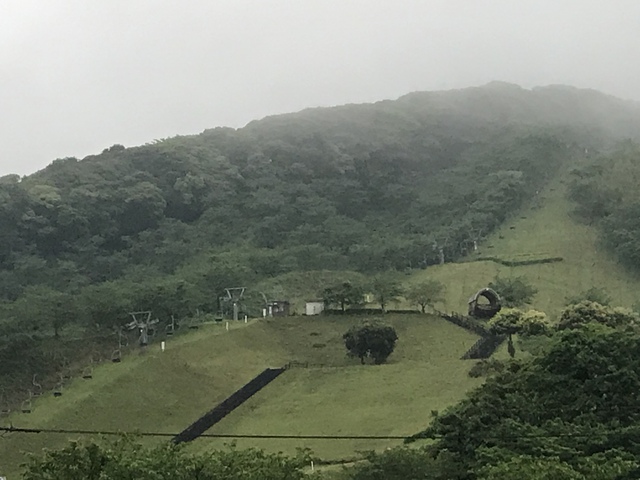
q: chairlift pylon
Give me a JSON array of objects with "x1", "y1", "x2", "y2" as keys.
[
  {"x1": 116, "y1": 328, "x2": 129, "y2": 348},
  {"x1": 188, "y1": 315, "x2": 201, "y2": 330}
]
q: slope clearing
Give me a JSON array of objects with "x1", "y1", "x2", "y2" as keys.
[
  {"x1": 0, "y1": 315, "x2": 479, "y2": 477},
  {"x1": 410, "y1": 169, "x2": 640, "y2": 317}
]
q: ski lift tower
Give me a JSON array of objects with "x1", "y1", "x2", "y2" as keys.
[
  {"x1": 126, "y1": 311, "x2": 159, "y2": 346},
  {"x1": 224, "y1": 287, "x2": 246, "y2": 321}
]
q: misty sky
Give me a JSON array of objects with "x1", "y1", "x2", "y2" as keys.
[{"x1": 2, "y1": 0, "x2": 640, "y2": 176}]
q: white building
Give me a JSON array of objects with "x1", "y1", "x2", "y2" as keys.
[{"x1": 305, "y1": 301, "x2": 324, "y2": 316}]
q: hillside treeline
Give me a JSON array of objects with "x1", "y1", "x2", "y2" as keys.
[
  {"x1": 567, "y1": 142, "x2": 640, "y2": 271},
  {"x1": 1, "y1": 129, "x2": 565, "y2": 294}
]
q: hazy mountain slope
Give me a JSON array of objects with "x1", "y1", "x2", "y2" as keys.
[
  {"x1": 247, "y1": 82, "x2": 640, "y2": 151},
  {"x1": 2, "y1": 82, "x2": 640, "y2": 416}
]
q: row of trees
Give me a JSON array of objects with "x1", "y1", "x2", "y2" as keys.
[
  {"x1": 322, "y1": 277, "x2": 445, "y2": 313},
  {"x1": 322, "y1": 273, "x2": 544, "y2": 314}
]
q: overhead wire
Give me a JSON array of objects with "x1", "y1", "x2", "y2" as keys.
[
  {"x1": 0, "y1": 426, "x2": 408, "y2": 440},
  {"x1": 1, "y1": 425, "x2": 639, "y2": 441}
]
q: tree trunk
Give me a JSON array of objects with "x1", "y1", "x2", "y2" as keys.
[
  {"x1": 507, "y1": 334, "x2": 516, "y2": 358},
  {"x1": 421, "y1": 304, "x2": 426, "y2": 314}
]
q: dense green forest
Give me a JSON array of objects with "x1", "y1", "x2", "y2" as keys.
[
  {"x1": 567, "y1": 142, "x2": 640, "y2": 272},
  {"x1": 2, "y1": 82, "x2": 640, "y2": 400},
  {"x1": 405, "y1": 302, "x2": 640, "y2": 479}
]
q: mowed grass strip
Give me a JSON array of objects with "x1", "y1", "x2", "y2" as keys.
[{"x1": 192, "y1": 315, "x2": 481, "y2": 460}]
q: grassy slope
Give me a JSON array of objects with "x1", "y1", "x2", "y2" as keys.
[
  {"x1": 0, "y1": 321, "x2": 284, "y2": 477},
  {"x1": 0, "y1": 315, "x2": 479, "y2": 477},
  {"x1": 192, "y1": 315, "x2": 480, "y2": 460},
  {"x1": 409, "y1": 170, "x2": 640, "y2": 318}
]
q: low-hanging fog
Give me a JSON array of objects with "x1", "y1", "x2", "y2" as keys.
[{"x1": 1, "y1": 0, "x2": 639, "y2": 176}]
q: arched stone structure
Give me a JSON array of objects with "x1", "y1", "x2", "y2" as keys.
[{"x1": 468, "y1": 287, "x2": 502, "y2": 318}]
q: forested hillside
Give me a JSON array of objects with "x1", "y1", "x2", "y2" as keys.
[
  {"x1": 567, "y1": 142, "x2": 640, "y2": 273},
  {"x1": 1, "y1": 83, "x2": 640, "y2": 394}
]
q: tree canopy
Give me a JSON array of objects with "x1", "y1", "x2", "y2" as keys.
[
  {"x1": 369, "y1": 274, "x2": 404, "y2": 312},
  {"x1": 22, "y1": 437, "x2": 309, "y2": 480},
  {"x1": 405, "y1": 280, "x2": 445, "y2": 313},
  {"x1": 322, "y1": 281, "x2": 365, "y2": 312},
  {"x1": 408, "y1": 321, "x2": 640, "y2": 478},
  {"x1": 489, "y1": 275, "x2": 538, "y2": 307},
  {"x1": 343, "y1": 322, "x2": 398, "y2": 364}
]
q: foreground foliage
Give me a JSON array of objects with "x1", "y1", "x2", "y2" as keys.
[
  {"x1": 408, "y1": 320, "x2": 640, "y2": 478},
  {"x1": 22, "y1": 437, "x2": 309, "y2": 480}
]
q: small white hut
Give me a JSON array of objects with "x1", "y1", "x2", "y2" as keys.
[{"x1": 305, "y1": 300, "x2": 325, "y2": 316}]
